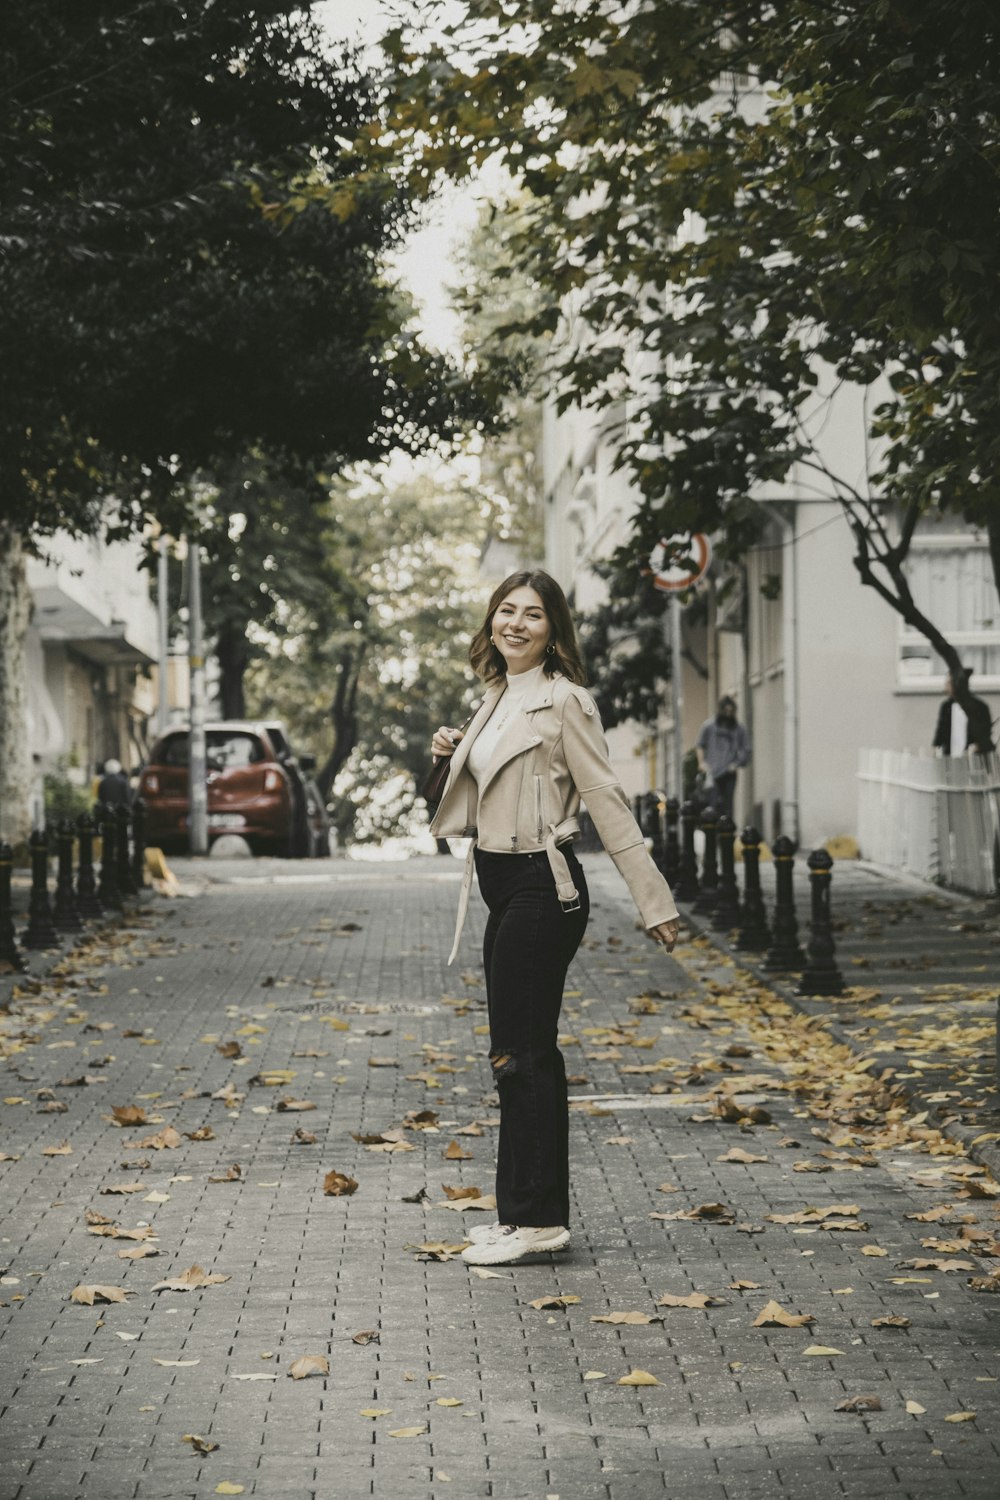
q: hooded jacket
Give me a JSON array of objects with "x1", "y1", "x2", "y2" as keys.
[{"x1": 429, "y1": 669, "x2": 678, "y2": 963}]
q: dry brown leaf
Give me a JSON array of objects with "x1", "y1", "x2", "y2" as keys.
[
  {"x1": 729, "y1": 1280, "x2": 762, "y2": 1291},
  {"x1": 276, "y1": 1097, "x2": 316, "y2": 1113},
  {"x1": 153, "y1": 1358, "x2": 200, "y2": 1367},
  {"x1": 151, "y1": 1264, "x2": 231, "y2": 1293},
  {"x1": 84, "y1": 1209, "x2": 114, "y2": 1226},
  {"x1": 617, "y1": 1370, "x2": 661, "y2": 1386},
  {"x1": 440, "y1": 1185, "x2": 482, "y2": 1201},
  {"x1": 944, "y1": 1412, "x2": 976, "y2": 1423},
  {"x1": 656, "y1": 1292, "x2": 725, "y2": 1310},
  {"x1": 836, "y1": 1395, "x2": 882, "y2": 1413},
  {"x1": 185, "y1": 1126, "x2": 216, "y2": 1141},
  {"x1": 443, "y1": 1140, "x2": 473, "y2": 1160},
  {"x1": 323, "y1": 1170, "x2": 358, "y2": 1197},
  {"x1": 216, "y1": 1042, "x2": 242, "y2": 1058},
  {"x1": 591, "y1": 1310, "x2": 659, "y2": 1324},
  {"x1": 292, "y1": 1128, "x2": 318, "y2": 1145},
  {"x1": 766, "y1": 1204, "x2": 860, "y2": 1225},
  {"x1": 897, "y1": 1257, "x2": 977, "y2": 1273},
  {"x1": 41, "y1": 1141, "x2": 73, "y2": 1156},
  {"x1": 871, "y1": 1315, "x2": 910, "y2": 1328},
  {"x1": 208, "y1": 1165, "x2": 242, "y2": 1183},
  {"x1": 351, "y1": 1330, "x2": 379, "y2": 1345},
  {"x1": 388, "y1": 1425, "x2": 427, "y2": 1439},
  {"x1": 529, "y1": 1295, "x2": 581, "y2": 1311},
  {"x1": 136, "y1": 1127, "x2": 182, "y2": 1151},
  {"x1": 861, "y1": 1245, "x2": 888, "y2": 1257},
  {"x1": 69, "y1": 1284, "x2": 133, "y2": 1305},
  {"x1": 111, "y1": 1106, "x2": 148, "y2": 1126},
  {"x1": 100, "y1": 1182, "x2": 145, "y2": 1195},
  {"x1": 287, "y1": 1355, "x2": 330, "y2": 1380},
  {"x1": 802, "y1": 1345, "x2": 845, "y2": 1356},
  {"x1": 182, "y1": 1434, "x2": 219, "y2": 1454},
  {"x1": 752, "y1": 1299, "x2": 815, "y2": 1328},
  {"x1": 403, "y1": 1241, "x2": 467, "y2": 1261},
  {"x1": 717, "y1": 1147, "x2": 769, "y2": 1165},
  {"x1": 118, "y1": 1243, "x2": 160, "y2": 1259}
]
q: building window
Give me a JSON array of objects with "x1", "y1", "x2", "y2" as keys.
[{"x1": 898, "y1": 532, "x2": 1000, "y2": 688}]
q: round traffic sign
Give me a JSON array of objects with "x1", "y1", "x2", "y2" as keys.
[{"x1": 647, "y1": 533, "x2": 712, "y2": 592}]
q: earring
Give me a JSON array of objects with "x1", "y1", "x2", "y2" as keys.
[{"x1": 546, "y1": 642, "x2": 556, "y2": 656}]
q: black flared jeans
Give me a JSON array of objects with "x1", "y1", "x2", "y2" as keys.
[{"x1": 474, "y1": 846, "x2": 590, "y2": 1227}]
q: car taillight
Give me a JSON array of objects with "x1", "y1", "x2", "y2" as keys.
[
  {"x1": 263, "y1": 769, "x2": 283, "y2": 792},
  {"x1": 143, "y1": 773, "x2": 159, "y2": 793}
]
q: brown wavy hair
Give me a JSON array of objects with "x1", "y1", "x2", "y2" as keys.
[{"x1": 469, "y1": 570, "x2": 587, "y2": 685}]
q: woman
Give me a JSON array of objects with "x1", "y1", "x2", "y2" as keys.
[{"x1": 429, "y1": 570, "x2": 680, "y2": 1267}]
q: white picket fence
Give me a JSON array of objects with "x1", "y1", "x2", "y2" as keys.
[{"x1": 857, "y1": 749, "x2": 1000, "y2": 894}]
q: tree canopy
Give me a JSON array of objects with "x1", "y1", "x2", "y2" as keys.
[
  {"x1": 0, "y1": 0, "x2": 477, "y2": 538},
  {"x1": 376, "y1": 0, "x2": 1000, "y2": 696}
]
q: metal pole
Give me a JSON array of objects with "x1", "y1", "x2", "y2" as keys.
[
  {"x1": 187, "y1": 536, "x2": 208, "y2": 856},
  {"x1": 157, "y1": 537, "x2": 170, "y2": 734},
  {"x1": 669, "y1": 592, "x2": 685, "y2": 798}
]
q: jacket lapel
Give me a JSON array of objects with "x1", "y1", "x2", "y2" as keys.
[
  {"x1": 444, "y1": 683, "x2": 504, "y2": 786},
  {"x1": 473, "y1": 670, "x2": 561, "y2": 799}
]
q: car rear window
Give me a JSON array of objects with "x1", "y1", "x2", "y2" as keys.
[{"x1": 158, "y1": 732, "x2": 266, "y2": 769}]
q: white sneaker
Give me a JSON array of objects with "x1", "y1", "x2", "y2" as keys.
[
  {"x1": 461, "y1": 1224, "x2": 570, "y2": 1265},
  {"x1": 465, "y1": 1221, "x2": 509, "y2": 1245}
]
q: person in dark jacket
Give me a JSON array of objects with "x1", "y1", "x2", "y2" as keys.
[
  {"x1": 695, "y1": 696, "x2": 752, "y2": 818},
  {"x1": 96, "y1": 758, "x2": 133, "y2": 807},
  {"x1": 933, "y1": 670, "x2": 995, "y2": 756}
]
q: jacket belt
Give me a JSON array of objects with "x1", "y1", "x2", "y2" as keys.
[{"x1": 446, "y1": 816, "x2": 582, "y2": 967}]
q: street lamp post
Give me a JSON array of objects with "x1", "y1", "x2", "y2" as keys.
[{"x1": 186, "y1": 537, "x2": 208, "y2": 856}]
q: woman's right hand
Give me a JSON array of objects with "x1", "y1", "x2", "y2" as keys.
[{"x1": 431, "y1": 726, "x2": 464, "y2": 760}]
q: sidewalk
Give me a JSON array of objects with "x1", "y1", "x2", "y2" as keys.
[
  {"x1": 1, "y1": 852, "x2": 999, "y2": 1500},
  {"x1": 680, "y1": 858, "x2": 1000, "y2": 1177}
]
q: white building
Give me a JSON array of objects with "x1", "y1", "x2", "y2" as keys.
[
  {"x1": 541, "y1": 393, "x2": 1000, "y2": 853},
  {"x1": 26, "y1": 531, "x2": 160, "y2": 794}
]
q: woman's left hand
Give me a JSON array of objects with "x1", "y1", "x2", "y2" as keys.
[{"x1": 648, "y1": 919, "x2": 680, "y2": 952}]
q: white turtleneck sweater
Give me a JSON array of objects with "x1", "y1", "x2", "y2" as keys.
[{"x1": 466, "y1": 663, "x2": 547, "y2": 784}]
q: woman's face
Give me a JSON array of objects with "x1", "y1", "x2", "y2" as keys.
[{"x1": 491, "y1": 586, "x2": 551, "y2": 674}]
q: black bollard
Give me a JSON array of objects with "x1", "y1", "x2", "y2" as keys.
[
  {"x1": 662, "y1": 796, "x2": 681, "y2": 887},
  {"x1": 712, "y1": 815, "x2": 742, "y2": 930},
  {"x1": 53, "y1": 819, "x2": 83, "y2": 931},
  {"x1": 22, "y1": 829, "x2": 60, "y2": 950},
  {"x1": 132, "y1": 796, "x2": 151, "y2": 892},
  {"x1": 76, "y1": 811, "x2": 104, "y2": 920},
  {"x1": 115, "y1": 805, "x2": 137, "y2": 897},
  {"x1": 798, "y1": 849, "x2": 845, "y2": 996},
  {"x1": 737, "y1": 827, "x2": 771, "y2": 951},
  {"x1": 673, "y1": 799, "x2": 700, "y2": 902},
  {"x1": 0, "y1": 842, "x2": 27, "y2": 971},
  {"x1": 764, "y1": 835, "x2": 805, "y2": 970},
  {"x1": 97, "y1": 803, "x2": 123, "y2": 911},
  {"x1": 693, "y1": 807, "x2": 719, "y2": 913}
]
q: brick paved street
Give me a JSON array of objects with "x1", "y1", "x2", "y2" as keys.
[{"x1": 2, "y1": 851, "x2": 999, "y2": 1500}]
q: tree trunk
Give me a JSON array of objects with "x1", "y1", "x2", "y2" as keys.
[
  {"x1": 316, "y1": 647, "x2": 362, "y2": 798},
  {"x1": 216, "y1": 616, "x2": 249, "y2": 720},
  {"x1": 0, "y1": 524, "x2": 33, "y2": 847}
]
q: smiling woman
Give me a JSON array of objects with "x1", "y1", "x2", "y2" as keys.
[{"x1": 425, "y1": 569, "x2": 680, "y2": 1267}]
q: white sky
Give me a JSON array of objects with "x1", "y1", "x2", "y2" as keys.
[{"x1": 316, "y1": 0, "x2": 475, "y2": 355}]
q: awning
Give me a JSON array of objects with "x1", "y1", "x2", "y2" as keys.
[{"x1": 32, "y1": 588, "x2": 156, "y2": 667}]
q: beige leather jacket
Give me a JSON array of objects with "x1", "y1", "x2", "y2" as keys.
[{"x1": 429, "y1": 670, "x2": 678, "y2": 963}]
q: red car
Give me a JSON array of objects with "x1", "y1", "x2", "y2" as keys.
[{"x1": 139, "y1": 722, "x2": 295, "y2": 855}]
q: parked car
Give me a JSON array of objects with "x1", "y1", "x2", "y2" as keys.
[
  {"x1": 259, "y1": 720, "x2": 331, "y2": 859},
  {"x1": 138, "y1": 722, "x2": 296, "y2": 856}
]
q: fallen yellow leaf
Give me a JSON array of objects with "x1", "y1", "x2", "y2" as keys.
[
  {"x1": 944, "y1": 1412, "x2": 976, "y2": 1423},
  {"x1": 388, "y1": 1425, "x2": 428, "y2": 1438},
  {"x1": 802, "y1": 1345, "x2": 845, "y2": 1357},
  {"x1": 906, "y1": 1400, "x2": 926, "y2": 1415},
  {"x1": 752, "y1": 1300, "x2": 814, "y2": 1328},
  {"x1": 287, "y1": 1355, "x2": 330, "y2": 1380},
  {"x1": 617, "y1": 1369, "x2": 661, "y2": 1386}
]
